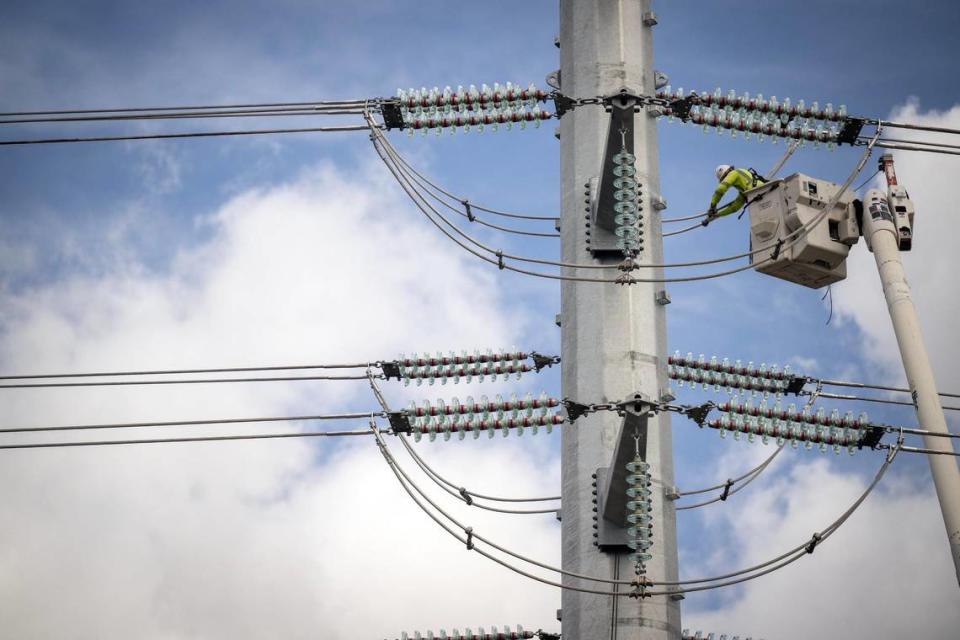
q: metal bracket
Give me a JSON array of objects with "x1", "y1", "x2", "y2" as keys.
[
  {"x1": 552, "y1": 93, "x2": 576, "y2": 118},
  {"x1": 593, "y1": 467, "x2": 631, "y2": 550},
  {"x1": 380, "y1": 102, "x2": 405, "y2": 130},
  {"x1": 380, "y1": 361, "x2": 402, "y2": 381},
  {"x1": 784, "y1": 375, "x2": 808, "y2": 395},
  {"x1": 858, "y1": 425, "x2": 885, "y2": 450},
  {"x1": 386, "y1": 411, "x2": 412, "y2": 434},
  {"x1": 563, "y1": 400, "x2": 591, "y2": 422},
  {"x1": 683, "y1": 403, "x2": 713, "y2": 428},
  {"x1": 837, "y1": 117, "x2": 866, "y2": 145},
  {"x1": 531, "y1": 351, "x2": 560, "y2": 372},
  {"x1": 655, "y1": 290, "x2": 671, "y2": 305},
  {"x1": 667, "y1": 95, "x2": 697, "y2": 121}
]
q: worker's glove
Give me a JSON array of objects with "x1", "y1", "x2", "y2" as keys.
[{"x1": 702, "y1": 207, "x2": 717, "y2": 226}]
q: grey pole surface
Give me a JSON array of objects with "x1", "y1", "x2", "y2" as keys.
[
  {"x1": 861, "y1": 188, "x2": 960, "y2": 588},
  {"x1": 559, "y1": 1, "x2": 681, "y2": 638}
]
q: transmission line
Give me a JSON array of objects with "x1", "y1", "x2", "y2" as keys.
[
  {"x1": 0, "y1": 411, "x2": 383, "y2": 435},
  {"x1": 1, "y1": 124, "x2": 376, "y2": 146},
  {"x1": 0, "y1": 428, "x2": 379, "y2": 451},
  {"x1": 674, "y1": 445, "x2": 783, "y2": 510}
]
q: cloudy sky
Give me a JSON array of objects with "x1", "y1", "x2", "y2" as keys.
[{"x1": 1, "y1": 1, "x2": 959, "y2": 639}]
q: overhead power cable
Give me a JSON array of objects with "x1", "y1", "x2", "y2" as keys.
[
  {"x1": 0, "y1": 428, "x2": 379, "y2": 451},
  {"x1": 0, "y1": 373, "x2": 374, "y2": 389},
  {"x1": 0, "y1": 124, "x2": 377, "y2": 146},
  {"x1": 371, "y1": 113, "x2": 879, "y2": 285},
  {"x1": 397, "y1": 436, "x2": 559, "y2": 515},
  {"x1": 0, "y1": 361, "x2": 374, "y2": 381},
  {"x1": 0, "y1": 105, "x2": 370, "y2": 125},
  {"x1": 674, "y1": 445, "x2": 783, "y2": 510},
  {"x1": 0, "y1": 411, "x2": 383, "y2": 435},
  {"x1": 0, "y1": 98, "x2": 375, "y2": 118},
  {"x1": 375, "y1": 420, "x2": 898, "y2": 596},
  {"x1": 818, "y1": 377, "x2": 960, "y2": 400},
  {"x1": 810, "y1": 390, "x2": 960, "y2": 413}
]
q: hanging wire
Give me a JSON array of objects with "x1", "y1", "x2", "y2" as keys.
[
  {"x1": 675, "y1": 445, "x2": 784, "y2": 510},
  {"x1": 397, "y1": 436, "x2": 560, "y2": 515},
  {"x1": 362, "y1": 371, "x2": 561, "y2": 507},
  {"x1": 369, "y1": 114, "x2": 880, "y2": 284},
  {"x1": 374, "y1": 422, "x2": 899, "y2": 596},
  {"x1": 383, "y1": 140, "x2": 558, "y2": 222}
]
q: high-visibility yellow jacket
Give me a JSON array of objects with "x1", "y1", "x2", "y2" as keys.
[{"x1": 710, "y1": 168, "x2": 765, "y2": 217}]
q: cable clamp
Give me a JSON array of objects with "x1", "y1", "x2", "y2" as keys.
[
  {"x1": 805, "y1": 532, "x2": 822, "y2": 554},
  {"x1": 459, "y1": 487, "x2": 474, "y2": 506},
  {"x1": 770, "y1": 238, "x2": 785, "y2": 261},
  {"x1": 462, "y1": 199, "x2": 475, "y2": 222},
  {"x1": 465, "y1": 527, "x2": 474, "y2": 551},
  {"x1": 617, "y1": 258, "x2": 639, "y2": 272},
  {"x1": 496, "y1": 250, "x2": 505, "y2": 270},
  {"x1": 629, "y1": 576, "x2": 652, "y2": 599},
  {"x1": 615, "y1": 273, "x2": 637, "y2": 286},
  {"x1": 719, "y1": 478, "x2": 734, "y2": 501}
]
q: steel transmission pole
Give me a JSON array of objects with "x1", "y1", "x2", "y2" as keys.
[{"x1": 559, "y1": 1, "x2": 681, "y2": 638}]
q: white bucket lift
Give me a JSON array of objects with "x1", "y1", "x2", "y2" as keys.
[{"x1": 746, "y1": 172, "x2": 860, "y2": 289}]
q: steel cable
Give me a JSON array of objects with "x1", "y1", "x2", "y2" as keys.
[
  {"x1": 376, "y1": 423, "x2": 897, "y2": 594},
  {"x1": 371, "y1": 116, "x2": 877, "y2": 282},
  {"x1": 0, "y1": 428, "x2": 380, "y2": 450}
]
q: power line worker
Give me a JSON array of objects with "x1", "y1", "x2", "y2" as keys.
[{"x1": 703, "y1": 164, "x2": 767, "y2": 225}]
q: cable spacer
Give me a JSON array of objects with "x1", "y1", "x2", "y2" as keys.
[
  {"x1": 496, "y1": 250, "x2": 505, "y2": 270},
  {"x1": 465, "y1": 527, "x2": 474, "y2": 551},
  {"x1": 459, "y1": 487, "x2": 474, "y2": 505},
  {"x1": 629, "y1": 576, "x2": 652, "y2": 599},
  {"x1": 719, "y1": 478, "x2": 734, "y2": 501},
  {"x1": 771, "y1": 238, "x2": 785, "y2": 261},
  {"x1": 462, "y1": 199, "x2": 475, "y2": 222},
  {"x1": 805, "y1": 532, "x2": 822, "y2": 554}
]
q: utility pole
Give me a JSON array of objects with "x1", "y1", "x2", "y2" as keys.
[
  {"x1": 863, "y1": 157, "x2": 960, "y2": 587},
  {"x1": 559, "y1": 1, "x2": 680, "y2": 638}
]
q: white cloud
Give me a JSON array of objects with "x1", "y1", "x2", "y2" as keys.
[
  {"x1": 0, "y1": 163, "x2": 561, "y2": 638},
  {"x1": 684, "y1": 456, "x2": 960, "y2": 640}
]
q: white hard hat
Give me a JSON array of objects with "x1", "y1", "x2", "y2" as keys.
[{"x1": 715, "y1": 164, "x2": 733, "y2": 181}]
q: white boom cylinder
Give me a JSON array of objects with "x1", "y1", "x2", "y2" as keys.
[{"x1": 862, "y1": 188, "x2": 960, "y2": 587}]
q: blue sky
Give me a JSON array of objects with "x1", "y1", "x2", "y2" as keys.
[{"x1": 1, "y1": 2, "x2": 959, "y2": 639}]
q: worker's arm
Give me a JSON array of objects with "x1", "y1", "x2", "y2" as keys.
[
  {"x1": 716, "y1": 193, "x2": 746, "y2": 217},
  {"x1": 709, "y1": 171, "x2": 740, "y2": 208}
]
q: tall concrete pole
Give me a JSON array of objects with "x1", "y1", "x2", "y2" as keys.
[
  {"x1": 559, "y1": 1, "x2": 681, "y2": 638},
  {"x1": 862, "y1": 171, "x2": 960, "y2": 588}
]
